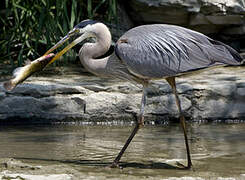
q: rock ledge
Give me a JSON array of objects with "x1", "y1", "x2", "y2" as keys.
[{"x1": 1, "y1": 66, "x2": 245, "y2": 124}]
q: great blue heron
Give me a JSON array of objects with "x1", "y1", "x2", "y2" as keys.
[{"x1": 44, "y1": 19, "x2": 243, "y2": 169}]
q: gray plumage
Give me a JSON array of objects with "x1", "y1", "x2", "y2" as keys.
[
  {"x1": 75, "y1": 21, "x2": 242, "y2": 84},
  {"x1": 75, "y1": 21, "x2": 242, "y2": 168},
  {"x1": 115, "y1": 24, "x2": 242, "y2": 79},
  {"x1": 45, "y1": 20, "x2": 243, "y2": 168}
]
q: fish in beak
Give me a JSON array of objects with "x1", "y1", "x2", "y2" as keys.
[
  {"x1": 44, "y1": 19, "x2": 98, "y2": 64},
  {"x1": 3, "y1": 53, "x2": 55, "y2": 91},
  {"x1": 44, "y1": 27, "x2": 92, "y2": 65},
  {"x1": 4, "y1": 20, "x2": 96, "y2": 91}
]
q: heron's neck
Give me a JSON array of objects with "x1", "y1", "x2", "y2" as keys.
[{"x1": 79, "y1": 24, "x2": 112, "y2": 76}]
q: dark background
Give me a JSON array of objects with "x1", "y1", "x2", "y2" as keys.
[{"x1": 1, "y1": 0, "x2": 244, "y2": 74}]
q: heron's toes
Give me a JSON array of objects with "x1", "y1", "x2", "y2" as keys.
[
  {"x1": 107, "y1": 162, "x2": 123, "y2": 169},
  {"x1": 175, "y1": 161, "x2": 192, "y2": 170}
]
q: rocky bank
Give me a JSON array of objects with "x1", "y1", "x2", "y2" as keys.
[
  {"x1": 116, "y1": 0, "x2": 245, "y2": 52},
  {"x1": 1, "y1": 66, "x2": 245, "y2": 124},
  {"x1": 126, "y1": 0, "x2": 245, "y2": 34},
  {"x1": 1, "y1": 0, "x2": 245, "y2": 124}
]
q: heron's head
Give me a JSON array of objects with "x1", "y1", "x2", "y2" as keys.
[{"x1": 44, "y1": 19, "x2": 99, "y2": 64}]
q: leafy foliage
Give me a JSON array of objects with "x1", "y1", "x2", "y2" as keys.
[{"x1": 0, "y1": 0, "x2": 117, "y2": 68}]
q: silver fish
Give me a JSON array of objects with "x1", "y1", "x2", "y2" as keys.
[{"x1": 3, "y1": 53, "x2": 55, "y2": 91}]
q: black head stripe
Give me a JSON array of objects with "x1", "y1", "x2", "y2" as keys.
[{"x1": 75, "y1": 19, "x2": 98, "y2": 29}]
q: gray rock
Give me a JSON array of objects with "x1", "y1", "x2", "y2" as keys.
[
  {"x1": 162, "y1": 178, "x2": 205, "y2": 180},
  {"x1": 3, "y1": 158, "x2": 41, "y2": 170},
  {"x1": 1, "y1": 66, "x2": 245, "y2": 124},
  {"x1": 206, "y1": 15, "x2": 244, "y2": 25},
  {"x1": 223, "y1": 25, "x2": 245, "y2": 35},
  {"x1": 0, "y1": 92, "x2": 6, "y2": 101},
  {"x1": 0, "y1": 171, "x2": 72, "y2": 180},
  {"x1": 237, "y1": 87, "x2": 245, "y2": 96},
  {"x1": 147, "y1": 94, "x2": 192, "y2": 115},
  {"x1": 110, "y1": 2, "x2": 134, "y2": 41},
  {"x1": 193, "y1": 98, "x2": 229, "y2": 119},
  {"x1": 6, "y1": 82, "x2": 88, "y2": 98},
  {"x1": 126, "y1": 0, "x2": 245, "y2": 38}
]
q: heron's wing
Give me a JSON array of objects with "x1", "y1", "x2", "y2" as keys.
[{"x1": 115, "y1": 24, "x2": 242, "y2": 79}]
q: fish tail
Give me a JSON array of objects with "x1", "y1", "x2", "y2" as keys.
[{"x1": 3, "y1": 80, "x2": 16, "y2": 91}]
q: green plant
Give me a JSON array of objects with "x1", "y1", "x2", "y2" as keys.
[{"x1": 0, "y1": 0, "x2": 117, "y2": 69}]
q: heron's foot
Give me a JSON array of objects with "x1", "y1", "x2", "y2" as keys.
[
  {"x1": 175, "y1": 161, "x2": 192, "y2": 170},
  {"x1": 107, "y1": 161, "x2": 123, "y2": 169}
]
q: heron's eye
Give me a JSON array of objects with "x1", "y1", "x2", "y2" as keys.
[{"x1": 68, "y1": 28, "x2": 79, "y2": 36}]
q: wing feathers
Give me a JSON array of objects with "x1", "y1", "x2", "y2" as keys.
[{"x1": 115, "y1": 24, "x2": 242, "y2": 79}]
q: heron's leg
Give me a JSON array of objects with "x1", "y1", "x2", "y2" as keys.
[
  {"x1": 166, "y1": 77, "x2": 192, "y2": 169},
  {"x1": 110, "y1": 87, "x2": 147, "y2": 168}
]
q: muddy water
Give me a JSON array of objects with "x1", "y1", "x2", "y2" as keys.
[{"x1": 0, "y1": 123, "x2": 245, "y2": 179}]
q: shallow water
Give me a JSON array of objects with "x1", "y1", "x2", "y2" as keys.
[{"x1": 0, "y1": 123, "x2": 245, "y2": 179}]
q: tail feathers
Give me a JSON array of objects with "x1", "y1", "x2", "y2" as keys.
[
  {"x1": 211, "y1": 39, "x2": 243, "y2": 64},
  {"x1": 3, "y1": 80, "x2": 16, "y2": 91}
]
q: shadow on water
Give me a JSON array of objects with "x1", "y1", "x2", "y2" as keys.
[
  {"x1": 120, "y1": 162, "x2": 178, "y2": 169},
  {"x1": 14, "y1": 157, "x2": 180, "y2": 169}
]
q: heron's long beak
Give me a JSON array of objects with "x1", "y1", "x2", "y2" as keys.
[
  {"x1": 44, "y1": 31, "x2": 89, "y2": 65},
  {"x1": 44, "y1": 35, "x2": 70, "y2": 56}
]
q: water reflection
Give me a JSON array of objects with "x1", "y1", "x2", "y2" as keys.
[{"x1": 0, "y1": 123, "x2": 245, "y2": 178}]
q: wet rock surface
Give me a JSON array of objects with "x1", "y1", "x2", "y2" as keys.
[
  {"x1": 0, "y1": 159, "x2": 73, "y2": 180},
  {"x1": 0, "y1": 66, "x2": 245, "y2": 124}
]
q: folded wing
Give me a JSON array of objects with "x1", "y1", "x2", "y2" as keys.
[{"x1": 115, "y1": 24, "x2": 242, "y2": 79}]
